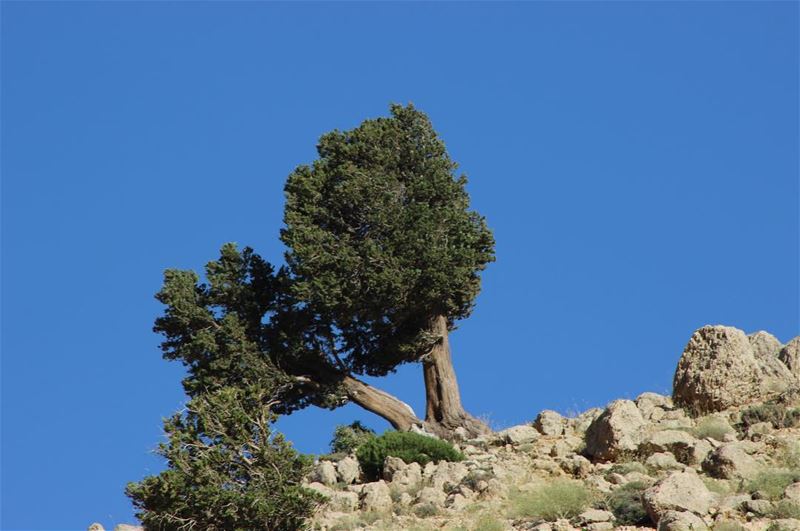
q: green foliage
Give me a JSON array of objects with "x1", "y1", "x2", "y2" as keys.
[
  {"x1": 769, "y1": 500, "x2": 800, "y2": 519},
  {"x1": 356, "y1": 430, "x2": 464, "y2": 480},
  {"x1": 739, "y1": 402, "x2": 800, "y2": 432},
  {"x1": 693, "y1": 416, "x2": 735, "y2": 441},
  {"x1": 281, "y1": 103, "x2": 495, "y2": 375},
  {"x1": 473, "y1": 514, "x2": 505, "y2": 531},
  {"x1": 507, "y1": 480, "x2": 593, "y2": 521},
  {"x1": 330, "y1": 421, "x2": 376, "y2": 454},
  {"x1": 598, "y1": 481, "x2": 651, "y2": 526},
  {"x1": 745, "y1": 469, "x2": 800, "y2": 500},
  {"x1": 126, "y1": 386, "x2": 323, "y2": 531}
]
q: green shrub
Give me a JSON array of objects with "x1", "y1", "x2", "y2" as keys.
[
  {"x1": 769, "y1": 500, "x2": 800, "y2": 519},
  {"x1": 507, "y1": 480, "x2": 593, "y2": 521},
  {"x1": 330, "y1": 421, "x2": 376, "y2": 454},
  {"x1": 607, "y1": 461, "x2": 647, "y2": 477},
  {"x1": 694, "y1": 416, "x2": 735, "y2": 441},
  {"x1": 745, "y1": 469, "x2": 800, "y2": 500},
  {"x1": 473, "y1": 514, "x2": 505, "y2": 531},
  {"x1": 356, "y1": 431, "x2": 464, "y2": 480},
  {"x1": 126, "y1": 386, "x2": 323, "y2": 531},
  {"x1": 598, "y1": 481, "x2": 651, "y2": 526},
  {"x1": 739, "y1": 403, "x2": 800, "y2": 432}
]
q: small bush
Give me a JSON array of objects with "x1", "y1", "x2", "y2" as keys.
[
  {"x1": 330, "y1": 421, "x2": 376, "y2": 454},
  {"x1": 702, "y1": 477, "x2": 733, "y2": 496},
  {"x1": 770, "y1": 500, "x2": 800, "y2": 519},
  {"x1": 507, "y1": 479, "x2": 593, "y2": 521},
  {"x1": 598, "y1": 481, "x2": 650, "y2": 526},
  {"x1": 474, "y1": 514, "x2": 505, "y2": 531},
  {"x1": 356, "y1": 431, "x2": 464, "y2": 481},
  {"x1": 607, "y1": 461, "x2": 648, "y2": 477},
  {"x1": 739, "y1": 403, "x2": 800, "y2": 433},
  {"x1": 694, "y1": 416, "x2": 735, "y2": 441},
  {"x1": 713, "y1": 520, "x2": 747, "y2": 531},
  {"x1": 745, "y1": 469, "x2": 800, "y2": 500}
]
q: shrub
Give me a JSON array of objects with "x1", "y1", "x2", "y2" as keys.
[
  {"x1": 598, "y1": 481, "x2": 650, "y2": 526},
  {"x1": 474, "y1": 514, "x2": 505, "y2": 531},
  {"x1": 507, "y1": 479, "x2": 593, "y2": 521},
  {"x1": 330, "y1": 421, "x2": 376, "y2": 454},
  {"x1": 746, "y1": 469, "x2": 800, "y2": 500},
  {"x1": 739, "y1": 403, "x2": 800, "y2": 432},
  {"x1": 356, "y1": 431, "x2": 464, "y2": 481},
  {"x1": 769, "y1": 500, "x2": 800, "y2": 519},
  {"x1": 126, "y1": 386, "x2": 323, "y2": 531},
  {"x1": 694, "y1": 416, "x2": 735, "y2": 441}
]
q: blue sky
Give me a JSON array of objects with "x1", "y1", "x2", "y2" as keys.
[{"x1": 1, "y1": 2, "x2": 797, "y2": 529}]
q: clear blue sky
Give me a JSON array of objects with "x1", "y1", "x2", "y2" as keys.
[{"x1": 2, "y1": 2, "x2": 797, "y2": 529}]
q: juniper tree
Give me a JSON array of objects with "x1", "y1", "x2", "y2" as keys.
[
  {"x1": 126, "y1": 385, "x2": 323, "y2": 531},
  {"x1": 281, "y1": 104, "x2": 495, "y2": 437}
]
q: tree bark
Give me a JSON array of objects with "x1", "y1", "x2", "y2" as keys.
[
  {"x1": 340, "y1": 375, "x2": 423, "y2": 431},
  {"x1": 421, "y1": 315, "x2": 491, "y2": 439}
]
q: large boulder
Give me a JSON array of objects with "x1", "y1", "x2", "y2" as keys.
[
  {"x1": 701, "y1": 443, "x2": 761, "y2": 480},
  {"x1": 780, "y1": 338, "x2": 800, "y2": 379},
  {"x1": 656, "y1": 510, "x2": 709, "y2": 531},
  {"x1": 639, "y1": 430, "x2": 698, "y2": 464},
  {"x1": 494, "y1": 425, "x2": 539, "y2": 445},
  {"x1": 311, "y1": 461, "x2": 338, "y2": 486},
  {"x1": 750, "y1": 331, "x2": 798, "y2": 387},
  {"x1": 337, "y1": 456, "x2": 360, "y2": 484},
  {"x1": 642, "y1": 471, "x2": 714, "y2": 522},
  {"x1": 673, "y1": 326, "x2": 793, "y2": 414},
  {"x1": 535, "y1": 410, "x2": 566, "y2": 436},
  {"x1": 360, "y1": 481, "x2": 393, "y2": 512},
  {"x1": 585, "y1": 400, "x2": 646, "y2": 461}
]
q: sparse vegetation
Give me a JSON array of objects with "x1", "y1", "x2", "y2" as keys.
[
  {"x1": 330, "y1": 421, "x2": 376, "y2": 454},
  {"x1": 473, "y1": 514, "x2": 505, "y2": 531},
  {"x1": 702, "y1": 477, "x2": 734, "y2": 496},
  {"x1": 739, "y1": 402, "x2": 800, "y2": 433},
  {"x1": 713, "y1": 520, "x2": 747, "y2": 531},
  {"x1": 769, "y1": 500, "x2": 800, "y2": 519},
  {"x1": 745, "y1": 469, "x2": 800, "y2": 500},
  {"x1": 356, "y1": 431, "x2": 465, "y2": 481},
  {"x1": 694, "y1": 415, "x2": 735, "y2": 441},
  {"x1": 597, "y1": 480, "x2": 651, "y2": 526},
  {"x1": 507, "y1": 480, "x2": 593, "y2": 521}
]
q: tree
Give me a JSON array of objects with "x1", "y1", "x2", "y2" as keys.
[
  {"x1": 281, "y1": 103, "x2": 495, "y2": 436},
  {"x1": 125, "y1": 385, "x2": 324, "y2": 531}
]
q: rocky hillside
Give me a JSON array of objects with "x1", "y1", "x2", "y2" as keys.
[{"x1": 305, "y1": 325, "x2": 800, "y2": 531}]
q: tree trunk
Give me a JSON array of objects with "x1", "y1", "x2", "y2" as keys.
[
  {"x1": 422, "y1": 315, "x2": 491, "y2": 439},
  {"x1": 340, "y1": 375, "x2": 423, "y2": 431}
]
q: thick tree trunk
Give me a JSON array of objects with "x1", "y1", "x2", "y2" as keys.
[
  {"x1": 422, "y1": 315, "x2": 491, "y2": 439},
  {"x1": 341, "y1": 375, "x2": 423, "y2": 431}
]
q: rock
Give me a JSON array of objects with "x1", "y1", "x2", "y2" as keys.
[
  {"x1": 687, "y1": 439, "x2": 714, "y2": 467},
  {"x1": 584, "y1": 523, "x2": 614, "y2": 531},
  {"x1": 430, "y1": 461, "x2": 468, "y2": 490},
  {"x1": 337, "y1": 456, "x2": 360, "y2": 484},
  {"x1": 328, "y1": 491, "x2": 359, "y2": 512},
  {"x1": 494, "y1": 424, "x2": 539, "y2": 445},
  {"x1": 312, "y1": 460, "x2": 338, "y2": 486},
  {"x1": 560, "y1": 454, "x2": 593, "y2": 478},
  {"x1": 701, "y1": 444, "x2": 761, "y2": 480},
  {"x1": 742, "y1": 499, "x2": 773, "y2": 516},
  {"x1": 87, "y1": 525, "x2": 104, "y2": 531},
  {"x1": 575, "y1": 509, "x2": 614, "y2": 524},
  {"x1": 113, "y1": 526, "x2": 143, "y2": 531},
  {"x1": 573, "y1": 408, "x2": 604, "y2": 434},
  {"x1": 750, "y1": 331, "x2": 783, "y2": 359},
  {"x1": 391, "y1": 462, "x2": 422, "y2": 492},
  {"x1": 747, "y1": 422, "x2": 773, "y2": 438},
  {"x1": 550, "y1": 440, "x2": 572, "y2": 458},
  {"x1": 750, "y1": 332, "x2": 798, "y2": 390},
  {"x1": 770, "y1": 520, "x2": 800, "y2": 531},
  {"x1": 647, "y1": 452, "x2": 684, "y2": 471},
  {"x1": 785, "y1": 482, "x2": 800, "y2": 503},
  {"x1": 643, "y1": 471, "x2": 714, "y2": 521},
  {"x1": 383, "y1": 456, "x2": 406, "y2": 481},
  {"x1": 585, "y1": 475, "x2": 614, "y2": 494},
  {"x1": 780, "y1": 338, "x2": 800, "y2": 379},
  {"x1": 640, "y1": 430, "x2": 698, "y2": 463},
  {"x1": 535, "y1": 410, "x2": 565, "y2": 436},
  {"x1": 306, "y1": 481, "x2": 334, "y2": 497},
  {"x1": 360, "y1": 481, "x2": 393, "y2": 512},
  {"x1": 415, "y1": 486, "x2": 446, "y2": 508},
  {"x1": 585, "y1": 400, "x2": 646, "y2": 461},
  {"x1": 637, "y1": 393, "x2": 674, "y2": 419},
  {"x1": 673, "y1": 326, "x2": 791, "y2": 414},
  {"x1": 446, "y1": 492, "x2": 469, "y2": 510},
  {"x1": 656, "y1": 510, "x2": 709, "y2": 531}
]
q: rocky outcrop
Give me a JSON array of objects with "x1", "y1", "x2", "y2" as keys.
[
  {"x1": 673, "y1": 326, "x2": 795, "y2": 414},
  {"x1": 585, "y1": 400, "x2": 646, "y2": 460},
  {"x1": 780, "y1": 338, "x2": 800, "y2": 380},
  {"x1": 643, "y1": 471, "x2": 713, "y2": 521}
]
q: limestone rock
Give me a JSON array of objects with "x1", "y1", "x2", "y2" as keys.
[
  {"x1": 415, "y1": 486, "x2": 447, "y2": 508},
  {"x1": 701, "y1": 444, "x2": 761, "y2": 480},
  {"x1": 585, "y1": 400, "x2": 646, "y2": 461},
  {"x1": 390, "y1": 462, "x2": 422, "y2": 492},
  {"x1": 328, "y1": 491, "x2": 359, "y2": 512},
  {"x1": 637, "y1": 392, "x2": 674, "y2": 419},
  {"x1": 643, "y1": 471, "x2": 713, "y2": 521},
  {"x1": 786, "y1": 482, "x2": 800, "y2": 503},
  {"x1": 640, "y1": 430, "x2": 698, "y2": 464},
  {"x1": 494, "y1": 424, "x2": 539, "y2": 445},
  {"x1": 646, "y1": 452, "x2": 684, "y2": 471},
  {"x1": 535, "y1": 410, "x2": 566, "y2": 436},
  {"x1": 113, "y1": 526, "x2": 143, "y2": 531},
  {"x1": 656, "y1": 510, "x2": 709, "y2": 531},
  {"x1": 673, "y1": 326, "x2": 791, "y2": 414},
  {"x1": 337, "y1": 455, "x2": 360, "y2": 484},
  {"x1": 88, "y1": 525, "x2": 104, "y2": 531},
  {"x1": 383, "y1": 456, "x2": 406, "y2": 481},
  {"x1": 360, "y1": 480, "x2": 393, "y2": 512},
  {"x1": 575, "y1": 509, "x2": 614, "y2": 524},
  {"x1": 429, "y1": 461, "x2": 468, "y2": 490},
  {"x1": 780, "y1": 338, "x2": 800, "y2": 379},
  {"x1": 750, "y1": 332, "x2": 797, "y2": 389},
  {"x1": 312, "y1": 460, "x2": 338, "y2": 486},
  {"x1": 573, "y1": 408, "x2": 604, "y2": 434}
]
